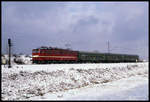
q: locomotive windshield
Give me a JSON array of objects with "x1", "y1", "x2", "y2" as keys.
[{"x1": 32, "y1": 49, "x2": 39, "y2": 53}]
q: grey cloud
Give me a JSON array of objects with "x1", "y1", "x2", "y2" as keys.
[
  {"x1": 78, "y1": 16, "x2": 99, "y2": 26},
  {"x1": 2, "y1": 2, "x2": 148, "y2": 60},
  {"x1": 111, "y1": 4, "x2": 148, "y2": 42}
]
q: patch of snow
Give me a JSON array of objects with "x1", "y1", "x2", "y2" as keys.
[
  {"x1": 1, "y1": 62, "x2": 148, "y2": 100},
  {"x1": 1, "y1": 54, "x2": 32, "y2": 65},
  {"x1": 61, "y1": 76, "x2": 148, "y2": 100}
]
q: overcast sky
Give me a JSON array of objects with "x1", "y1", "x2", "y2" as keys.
[{"x1": 2, "y1": 2, "x2": 148, "y2": 60}]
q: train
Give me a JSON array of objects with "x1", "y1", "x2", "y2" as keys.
[{"x1": 32, "y1": 46, "x2": 139, "y2": 64}]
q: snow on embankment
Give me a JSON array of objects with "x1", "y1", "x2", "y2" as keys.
[
  {"x1": 1, "y1": 54, "x2": 32, "y2": 65},
  {"x1": 14, "y1": 55, "x2": 32, "y2": 64},
  {"x1": 2, "y1": 63, "x2": 148, "y2": 100}
]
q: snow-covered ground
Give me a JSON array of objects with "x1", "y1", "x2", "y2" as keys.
[
  {"x1": 1, "y1": 62, "x2": 148, "y2": 100},
  {"x1": 30, "y1": 75, "x2": 148, "y2": 100}
]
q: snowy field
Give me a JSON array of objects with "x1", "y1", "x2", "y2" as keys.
[{"x1": 1, "y1": 62, "x2": 149, "y2": 100}]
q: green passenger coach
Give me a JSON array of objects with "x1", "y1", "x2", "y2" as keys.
[{"x1": 78, "y1": 51, "x2": 139, "y2": 63}]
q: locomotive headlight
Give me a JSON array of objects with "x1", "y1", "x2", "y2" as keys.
[{"x1": 32, "y1": 55, "x2": 39, "y2": 57}]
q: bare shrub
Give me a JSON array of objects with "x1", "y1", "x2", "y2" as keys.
[
  {"x1": 102, "y1": 79, "x2": 110, "y2": 83},
  {"x1": 76, "y1": 69, "x2": 84, "y2": 73},
  {"x1": 9, "y1": 73, "x2": 18, "y2": 80}
]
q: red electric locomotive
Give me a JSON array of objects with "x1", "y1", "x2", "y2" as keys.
[{"x1": 32, "y1": 46, "x2": 78, "y2": 64}]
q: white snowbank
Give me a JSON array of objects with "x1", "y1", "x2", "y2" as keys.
[
  {"x1": 49, "y1": 76, "x2": 148, "y2": 100},
  {"x1": 1, "y1": 54, "x2": 32, "y2": 65},
  {"x1": 14, "y1": 55, "x2": 32, "y2": 64},
  {"x1": 1, "y1": 62, "x2": 148, "y2": 100}
]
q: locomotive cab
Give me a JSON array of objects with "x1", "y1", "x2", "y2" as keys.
[
  {"x1": 32, "y1": 49, "x2": 40, "y2": 63},
  {"x1": 32, "y1": 47, "x2": 78, "y2": 64},
  {"x1": 32, "y1": 49, "x2": 40, "y2": 55}
]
